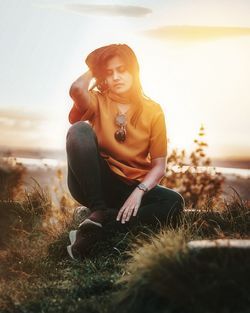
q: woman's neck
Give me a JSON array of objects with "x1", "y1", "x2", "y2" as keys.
[{"x1": 106, "y1": 89, "x2": 132, "y2": 104}]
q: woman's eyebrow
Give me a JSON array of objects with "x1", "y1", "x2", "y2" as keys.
[{"x1": 106, "y1": 64, "x2": 125, "y2": 71}]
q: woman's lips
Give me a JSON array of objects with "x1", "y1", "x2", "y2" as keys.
[{"x1": 114, "y1": 83, "x2": 124, "y2": 87}]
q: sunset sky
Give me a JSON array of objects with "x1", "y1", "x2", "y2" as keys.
[{"x1": 0, "y1": 0, "x2": 250, "y2": 160}]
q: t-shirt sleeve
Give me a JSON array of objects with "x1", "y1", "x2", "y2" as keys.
[
  {"x1": 149, "y1": 107, "x2": 168, "y2": 159},
  {"x1": 68, "y1": 90, "x2": 100, "y2": 124}
]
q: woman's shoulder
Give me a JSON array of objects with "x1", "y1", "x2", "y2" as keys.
[
  {"x1": 142, "y1": 96, "x2": 164, "y2": 114},
  {"x1": 87, "y1": 89, "x2": 108, "y2": 110}
]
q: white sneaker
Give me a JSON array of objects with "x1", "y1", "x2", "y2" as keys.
[
  {"x1": 78, "y1": 209, "x2": 117, "y2": 230},
  {"x1": 79, "y1": 218, "x2": 102, "y2": 228},
  {"x1": 67, "y1": 230, "x2": 77, "y2": 260},
  {"x1": 66, "y1": 225, "x2": 104, "y2": 260}
]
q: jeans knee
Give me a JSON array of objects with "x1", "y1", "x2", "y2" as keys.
[
  {"x1": 156, "y1": 186, "x2": 185, "y2": 212},
  {"x1": 66, "y1": 121, "x2": 96, "y2": 150},
  {"x1": 173, "y1": 192, "x2": 185, "y2": 213},
  {"x1": 67, "y1": 121, "x2": 92, "y2": 140}
]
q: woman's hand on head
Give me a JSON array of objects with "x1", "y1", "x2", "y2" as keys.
[
  {"x1": 116, "y1": 188, "x2": 144, "y2": 224},
  {"x1": 88, "y1": 75, "x2": 98, "y2": 91}
]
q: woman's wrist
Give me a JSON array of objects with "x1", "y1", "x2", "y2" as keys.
[
  {"x1": 85, "y1": 69, "x2": 93, "y2": 78},
  {"x1": 136, "y1": 183, "x2": 149, "y2": 193},
  {"x1": 71, "y1": 70, "x2": 93, "y2": 91}
]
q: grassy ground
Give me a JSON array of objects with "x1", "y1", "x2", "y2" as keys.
[{"x1": 0, "y1": 181, "x2": 250, "y2": 313}]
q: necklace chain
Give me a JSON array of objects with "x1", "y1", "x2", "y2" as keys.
[{"x1": 117, "y1": 104, "x2": 129, "y2": 115}]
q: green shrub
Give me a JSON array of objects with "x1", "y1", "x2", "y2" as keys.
[
  {"x1": 0, "y1": 157, "x2": 26, "y2": 200},
  {"x1": 161, "y1": 124, "x2": 225, "y2": 208}
]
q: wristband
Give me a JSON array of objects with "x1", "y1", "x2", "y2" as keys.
[{"x1": 136, "y1": 183, "x2": 149, "y2": 193}]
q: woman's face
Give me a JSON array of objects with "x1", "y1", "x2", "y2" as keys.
[{"x1": 104, "y1": 55, "x2": 133, "y2": 96}]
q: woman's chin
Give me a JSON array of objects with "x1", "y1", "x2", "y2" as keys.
[{"x1": 112, "y1": 88, "x2": 131, "y2": 96}]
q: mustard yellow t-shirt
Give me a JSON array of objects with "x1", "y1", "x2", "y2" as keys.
[{"x1": 68, "y1": 89, "x2": 167, "y2": 184}]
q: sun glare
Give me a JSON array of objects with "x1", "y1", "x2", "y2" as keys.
[{"x1": 137, "y1": 36, "x2": 250, "y2": 158}]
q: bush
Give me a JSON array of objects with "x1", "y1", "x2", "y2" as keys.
[
  {"x1": 0, "y1": 157, "x2": 26, "y2": 200},
  {"x1": 161, "y1": 124, "x2": 225, "y2": 208}
]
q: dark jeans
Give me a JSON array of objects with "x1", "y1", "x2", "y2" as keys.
[{"x1": 66, "y1": 121, "x2": 185, "y2": 229}]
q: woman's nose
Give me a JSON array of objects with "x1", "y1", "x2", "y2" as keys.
[{"x1": 112, "y1": 71, "x2": 120, "y2": 80}]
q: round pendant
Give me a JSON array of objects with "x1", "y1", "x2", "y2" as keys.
[
  {"x1": 115, "y1": 113, "x2": 127, "y2": 126},
  {"x1": 114, "y1": 128, "x2": 126, "y2": 142}
]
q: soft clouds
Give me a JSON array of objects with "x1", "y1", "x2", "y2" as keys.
[
  {"x1": 141, "y1": 25, "x2": 250, "y2": 42},
  {"x1": 0, "y1": 110, "x2": 65, "y2": 149},
  {"x1": 35, "y1": 3, "x2": 152, "y2": 17},
  {"x1": 0, "y1": 110, "x2": 45, "y2": 131}
]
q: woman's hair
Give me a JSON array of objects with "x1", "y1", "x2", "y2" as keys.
[{"x1": 85, "y1": 43, "x2": 151, "y2": 128}]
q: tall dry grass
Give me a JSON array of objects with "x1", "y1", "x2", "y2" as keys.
[{"x1": 0, "y1": 167, "x2": 78, "y2": 311}]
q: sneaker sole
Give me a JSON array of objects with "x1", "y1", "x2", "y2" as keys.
[
  {"x1": 79, "y1": 218, "x2": 102, "y2": 228},
  {"x1": 67, "y1": 230, "x2": 77, "y2": 260},
  {"x1": 69, "y1": 230, "x2": 77, "y2": 245},
  {"x1": 67, "y1": 245, "x2": 76, "y2": 260}
]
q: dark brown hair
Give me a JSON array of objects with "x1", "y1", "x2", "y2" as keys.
[{"x1": 86, "y1": 43, "x2": 151, "y2": 128}]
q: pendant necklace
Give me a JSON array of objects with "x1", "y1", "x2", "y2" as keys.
[{"x1": 114, "y1": 104, "x2": 129, "y2": 143}]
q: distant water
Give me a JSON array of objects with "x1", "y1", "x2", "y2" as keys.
[
  {"x1": 8, "y1": 157, "x2": 66, "y2": 168},
  {"x1": 171, "y1": 165, "x2": 250, "y2": 178},
  {"x1": 2, "y1": 157, "x2": 250, "y2": 178}
]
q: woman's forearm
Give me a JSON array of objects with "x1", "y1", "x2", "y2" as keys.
[
  {"x1": 69, "y1": 70, "x2": 95, "y2": 115},
  {"x1": 139, "y1": 165, "x2": 165, "y2": 194},
  {"x1": 69, "y1": 70, "x2": 93, "y2": 97}
]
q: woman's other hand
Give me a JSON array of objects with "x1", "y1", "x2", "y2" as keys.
[{"x1": 116, "y1": 188, "x2": 144, "y2": 224}]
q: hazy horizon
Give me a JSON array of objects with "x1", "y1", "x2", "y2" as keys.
[{"x1": 1, "y1": 144, "x2": 250, "y2": 163}]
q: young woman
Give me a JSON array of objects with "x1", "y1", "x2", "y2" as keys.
[{"x1": 66, "y1": 43, "x2": 185, "y2": 260}]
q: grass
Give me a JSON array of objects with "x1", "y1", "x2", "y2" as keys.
[
  {"x1": 114, "y1": 235, "x2": 250, "y2": 313},
  {"x1": 0, "y1": 181, "x2": 249, "y2": 313}
]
